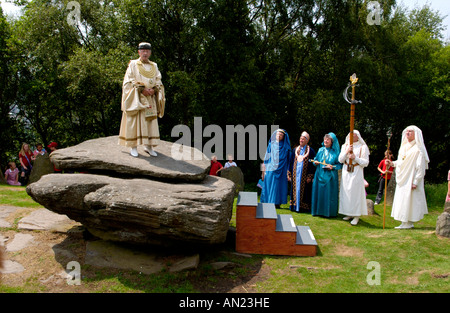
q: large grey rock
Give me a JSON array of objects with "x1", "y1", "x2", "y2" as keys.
[
  {"x1": 366, "y1": 199, "x2": 375, "y2": 215},
  {"x1": 28, "y1": 154, "x2": 55, "y2": 184},
  {"x1": 436, "y1": 212, "x2": 450, "y2": 238},
  {"x1": 49, "y1": 136, "x2": 210, "y2": 182},
  {"x1": 220, "y1": 166, "x2": 244, "y2": 195},
  {"x1": 385, "y1": 171, "x2": 396, "y2": 206},
  {"x1": 26, "y1": 173, "x2": 235, "y2": 247},
  {"x1": 444, "y1": 201, "x2": 450, "y2": 213}
]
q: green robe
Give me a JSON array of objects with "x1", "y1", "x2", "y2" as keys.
[{"x1": 311, "y1": 133, "x2": 342, "y2": 217}]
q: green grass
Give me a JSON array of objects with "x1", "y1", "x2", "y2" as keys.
[
  {"x1": 0, "y1": 184, "x2": 43, "y2": 208},
  {"x1": 0, "y1": 183, "x2": 448, "y2": 293},
  {"x1": 230, "y1": 183, "x2": 449, "y2": 293}
]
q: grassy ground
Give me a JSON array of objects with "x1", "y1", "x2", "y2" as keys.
[{"x1": 0, "y1": 183, "x2": 448, "y2": 293}]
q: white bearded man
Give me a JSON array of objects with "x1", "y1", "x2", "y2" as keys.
[
  {"x1": 118, "y1": 42, "x2": 165, "y2": 157},
  {"x1": 338, "y1": 130, "x2": 370, "y2": 225},
  {"x1": 387, "y1": 126, "x2": 429, "y2": 229}
]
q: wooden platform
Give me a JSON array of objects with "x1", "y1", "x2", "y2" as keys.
[{"x1": 236, "y1": 191, "x2": 318, "y2": 256}]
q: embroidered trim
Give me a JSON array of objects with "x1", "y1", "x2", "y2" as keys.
[{"x1": 136, "y1": 60, "x2": 156, "y2": 78}]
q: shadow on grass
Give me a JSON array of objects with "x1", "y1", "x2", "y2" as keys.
[{"x1": 51, "y1": 228, "x2": 265, "y2": 293}]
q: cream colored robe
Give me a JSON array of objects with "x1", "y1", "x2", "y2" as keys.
[
  {"x1": 391, "y1": 140, "x2": 428, "y2": 222},
  {"x1": 338, "y1": 141, "x2": 370, "y2": 217},
  {"x1": 118, "y1": 59, "x2": 165, "y2": 148}
]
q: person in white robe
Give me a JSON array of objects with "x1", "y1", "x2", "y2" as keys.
[
  {"x1": 387, "y1": 126, "x2": 429, "y2": 229},
  {"x1": 118, "y1": 42, "x2": 165, "y2": 157},
  {"x1": 338, "y1": 130, "x2": 370, "y2": 225}
]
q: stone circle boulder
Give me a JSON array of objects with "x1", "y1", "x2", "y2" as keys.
[
  {"x1": 49, "y1": 136, "x2": 210, "y2": 182},
  {"x1": 436, "y1": 202, "x2": 450, "y2": 238},
  {"x1": 220, "y1": 166, "x2": 244, "y2": 195},
  {"x1": 28, "y1": 154, "x2": 55, "y2": 184},
  {"x1": 27, "y1": 173, "x2": 235, "y2": 247},
  {"x1": 26, "y1": 136, "x2": 237, "y2": 248}
]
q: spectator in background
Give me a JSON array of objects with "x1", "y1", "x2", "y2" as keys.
[
  {"x1": 33, "y1": 143, "x2": 47, "y2": 159},
  {"x1": 446, "y1": 169, "x2": 450, "y2": 203},
  {"x1": 224, "y1": 154, "x2": 237, "y2": 169},
  {"x1": 47, "y1": 142, "x2": 62, "y2": 173},
  {"x1": 209, "y1": 155, "x2": 223, "y2": 176},
  {"x1": 4, "y1": 162, "x2": 21, "y2": 186},
  {"x1": 374, "y1": 149, "x2": 394, "y2": 205},
  {"x1": 19, "y1": 143, "x2": 33, "y2": 184}
]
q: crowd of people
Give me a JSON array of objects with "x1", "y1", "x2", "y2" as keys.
[
  {"x1": 3, "y1": 142, "x2": 59, "y2": 186},
  {"x1": 259, "y1": 126, "x2": 435, "y2": 229}
]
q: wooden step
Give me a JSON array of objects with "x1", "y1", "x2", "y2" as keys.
[
  {"x1": 256, "y1": 203, "x2": 277, "y2": 219},
  {"x1": 296, "y1": 226, "x2": 317, "y2": 246},
  {"x1": 276, "y1": 214, "x2": 297, "y2": 232},
  {"x1": 236, "y1": 191, "x2": 258, "y2": 207},
  {"x1": 235, "y1": 191, "x2": 318, "y2": 256}
]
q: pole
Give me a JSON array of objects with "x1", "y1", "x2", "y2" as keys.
[
  {"x1": 348, "y1": 74, "x2": 359, "y2": 173},
  {"x1": 383, "y1": 130, "x2": 393, "y2": 229}
]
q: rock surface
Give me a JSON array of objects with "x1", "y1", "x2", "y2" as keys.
[
  {"x1": 366, "y1": 199, "x2": 375, "y2": 215},
  {"x1": 28, "y1": 154, "x2": 55, "y2": 184},
  {"x1": 18, "y1": 208, "x2": 80, "y2": 232},
  {"x1": 436, "y1": 211, "x2": 450, "y2": 238},
  {"x1": 26, "y1": 173, "x2": 235, "y2": 247},
  {"x1": 48, "y1": 136, "x2": 210, "y2": 182},
  {"x1": 220, "y1": 166, "x2": 245, "y2": 195}
]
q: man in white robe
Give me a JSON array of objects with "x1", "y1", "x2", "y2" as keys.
[
  {"x1": 338, "y1": 130, "x2": 370, "y2": 225},
  {"x1": 118, "y1": 42, "x2": 165, "y2": 157},
  {"x1": 387, "y1": 126, "x2": 429, "y2": 229}
]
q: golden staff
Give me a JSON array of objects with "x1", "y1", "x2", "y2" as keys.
[
  {"x1": 383, "y1": 129, "x2": 393, "y2": 229},
  {"x1": 343, "y1": 73, "x2": 362, "y2": 173},
  {"x1": 309, "y1": 159, "x2": 336, "y2": 168}
]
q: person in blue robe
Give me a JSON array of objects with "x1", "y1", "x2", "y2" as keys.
[
  {"x1": 289, "y1": 131, "x2": 316, "y2": 213},
  {"x1": 311, "y1": 132, "x2": 342, "y2": 217},
  {"x1": 260, "y1": 129, "x2": 292, "y2": 207}
]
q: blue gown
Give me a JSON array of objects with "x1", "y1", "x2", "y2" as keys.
[
  {"x1": 290, "y1": 145, "x2": 316, "y2": 212},
  {"x1": 260, "y1": 130, "x2": 292, "y2": 205},
  {"x1": 311, "y1": 133, "x2": 342, "y2": 217}
]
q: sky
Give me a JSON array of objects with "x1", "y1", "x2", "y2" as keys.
[{"x1": 1, "y1": 0, "x2": 449, "y2": 40}]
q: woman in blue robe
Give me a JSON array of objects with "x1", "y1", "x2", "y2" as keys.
[
  {"x1": 260, "y1": 129, "x2": 292, "y2": 207},
  {"x1": 311, "y1": 132, "x2": 342, "y2": 217}
]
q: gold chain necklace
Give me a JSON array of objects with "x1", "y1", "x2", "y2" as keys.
[{"x1": 136, "y1": 60, "x2": 156, "y2": 78}]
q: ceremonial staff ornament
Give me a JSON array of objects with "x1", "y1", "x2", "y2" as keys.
[
  {"x1": 383, "y1": 129, "x2": 393, "y2": 230},
  {"x1": 308, "y1": 159, "x2": 336, "y2": 168},
  {"x1": 343, "y1": 73, "x2": 362, "y2": 173}
]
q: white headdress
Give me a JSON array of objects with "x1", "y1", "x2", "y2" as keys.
[
  {"x1": 344, "y1": 130, "x2": 370, "y2": 156},
  {"x1": 400, "y1": 125, "x2": 430, "y2": 169}
]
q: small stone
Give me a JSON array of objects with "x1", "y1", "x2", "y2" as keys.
[
  {"x1": 169, "y1": 254, "x2": 200, "y2": 272},
  {"x1": 6, "y1": 233, "x2": 35, "y2": 252},
  {"x1": 0, "y1": 260, "x2": 25, "y2": 274}
]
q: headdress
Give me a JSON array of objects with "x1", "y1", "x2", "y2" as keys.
[
  {"x1": 138, "y1": 42, "x2": 152, "y2": 50},
  {"x1": 400, "y1": 125, "x2": 430, "y2": 169},
  {"x1": 300, "y1": 131, "x2": 310, "y2": 141},
  {"x1": 344, "y1": 130, "x2": 370, "y2": 155}
]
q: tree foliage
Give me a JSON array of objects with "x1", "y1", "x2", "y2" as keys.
[{"x1": 1, "y1": 0, "x2": 448, "y2": 184}]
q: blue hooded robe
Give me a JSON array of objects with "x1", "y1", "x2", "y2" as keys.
[
  {"x1": 260, "y1": 129, "x2": 292, "y2": 205},
  {"x1": 311, "y1": 132, "x2": 342, "y2": 217}
]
